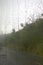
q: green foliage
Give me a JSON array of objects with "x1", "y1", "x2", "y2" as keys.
[{"x1": 5, "y1": 17, "x2": 43, "y2": 56}]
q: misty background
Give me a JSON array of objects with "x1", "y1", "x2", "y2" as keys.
[{"x1": 0, "y1": 0, "x2": 43, "y2": 34}]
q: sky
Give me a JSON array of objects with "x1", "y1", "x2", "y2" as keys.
[{"x1": 0, "y1": 0, "x2": 43, "y2": 34}]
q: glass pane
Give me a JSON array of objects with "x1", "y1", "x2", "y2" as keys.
[{"x1": 0, "y1": 0, "x2": 43, "y2": 65}]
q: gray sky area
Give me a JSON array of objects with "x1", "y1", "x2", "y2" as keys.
[{"x1": 0, "y1": 0, "x2": 43, "y2": 34}]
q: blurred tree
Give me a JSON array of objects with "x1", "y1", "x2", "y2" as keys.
[
  {"x1": 12, "y1": 29, "x2": 15, "y2": 33},
  {"x1": 25, "y1": 22, "x2": 29, "y2": 26},
  {"x1": 41, "y1": 13, "x2": 43, "y2": 16},
  {"x1": 20, "y1": 23, "x2": 24, "y2": 27}
]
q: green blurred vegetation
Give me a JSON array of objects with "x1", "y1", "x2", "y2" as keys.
[{"x1": 5, "y1": 15, "x2": 43, "y2": 56}]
